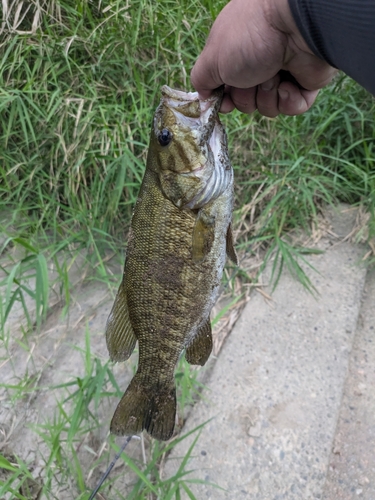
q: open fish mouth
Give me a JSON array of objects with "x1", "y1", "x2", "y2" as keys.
[
  {"x1": 159, "y1": 85, "x2": 232, "y2": 210},
  {"x1": 160, "y1": 85, "x2": 223, "y2": 123}
]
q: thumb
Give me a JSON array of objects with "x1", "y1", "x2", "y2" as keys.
[{"x1": 190, "y1": 48, "x2": 224, "y2": 98}]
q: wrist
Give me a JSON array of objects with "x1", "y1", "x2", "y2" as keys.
[{"x1": 266, "y1": 0, "x2": 314, "y2": 57}]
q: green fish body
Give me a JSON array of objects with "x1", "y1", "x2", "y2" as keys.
[{"x1": 105, "y1": 86, "x2": 237, "y2": 440}]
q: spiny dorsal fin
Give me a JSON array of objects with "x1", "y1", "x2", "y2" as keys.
[
  {"x1": 105, "y1": 281, "x2": 137, "y2": 362},
  {"x1": 185, "y1": 317, "x2": 212, "y2": 366}
]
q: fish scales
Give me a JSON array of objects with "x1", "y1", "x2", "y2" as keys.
[{"x1": 105, "y1": 86, "x2": 237, "y2": 440}]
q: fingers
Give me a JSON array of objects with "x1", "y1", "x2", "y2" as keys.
[
  {"x1": 256, "y1": 75, "x2": 281, "y2": 117},
  {"x1": 221, "y1": 87, "x2": 258, "y2": 114},
  {"x1": 277, "y1": 81, "x2": 319, "y2": 115},
  {"x1": 193, "y1": 55, "x2": 332, "y2": 117},
  {"x1": 191, "y1": 55, "x2": 223, "y2": 100},
  {"x1": 220, "y1": 93, "x2": 236, "y2": 114},
  {"x1": 220, "y1": 78, "x2": 320, "y2": 117}
]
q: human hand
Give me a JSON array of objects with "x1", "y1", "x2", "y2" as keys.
[{"x1": 191, "y1": 0, "x2": 337, "y2": 117}]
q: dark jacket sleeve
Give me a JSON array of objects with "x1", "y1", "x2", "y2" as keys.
[{"x1": 288, "y1": 0, "x2": 375, "y2": 95}]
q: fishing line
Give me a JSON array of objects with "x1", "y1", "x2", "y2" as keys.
[{"x1": 88, "y1": 435, "x2": 140, "y2": 500}]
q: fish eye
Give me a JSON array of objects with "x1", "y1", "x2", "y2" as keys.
[{"x1": 158, "y1": 128, "x2": 172, "y2": 147}]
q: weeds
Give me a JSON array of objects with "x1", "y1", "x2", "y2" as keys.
[{"x1": 0, "y1": 236, "x2": 49, "y2": 332}]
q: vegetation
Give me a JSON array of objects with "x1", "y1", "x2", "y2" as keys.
[{"x1": 1, "y1": 0, "x2": 374, "y2": 498}]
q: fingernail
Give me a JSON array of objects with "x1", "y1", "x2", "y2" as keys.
[
  {"x1": 278, "y1": 89, "x2": 289, "y2": 100},
  {"x1": 261, "y1": 81, "x2": 274, "y2": 91}
]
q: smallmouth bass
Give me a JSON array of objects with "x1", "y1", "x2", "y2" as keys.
[{"x1": 105, "y1": 86, "x2": 237, "y2": 441}]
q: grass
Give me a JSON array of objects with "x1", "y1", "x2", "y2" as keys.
[{"x1": 1, "y1": 0, "x2": 375, "y2": 498}]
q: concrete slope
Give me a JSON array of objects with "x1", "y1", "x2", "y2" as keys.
[
  {"x1": 323, "y1": 268, "x2": 375, "y2": 500},
  {"x1": 166, "y1": 209, "x2": 369, "y2": 499}
]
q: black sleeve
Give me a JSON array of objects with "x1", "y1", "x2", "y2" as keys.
[{"x1": 288, "y1": 0, "x2": 375, "y2": 95}]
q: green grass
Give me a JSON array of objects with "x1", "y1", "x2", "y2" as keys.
[{"x1": 1, "y1": 0, "x2": 375, "y2": 498}]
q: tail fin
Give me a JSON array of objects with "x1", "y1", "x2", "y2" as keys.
[{"x1": 110, "y1": 373, "x2": 176, "y2": 441}]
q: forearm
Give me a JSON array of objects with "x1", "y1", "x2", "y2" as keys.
[{"x1": 289, "y1": 0, "x2": 375, "y2": 94}]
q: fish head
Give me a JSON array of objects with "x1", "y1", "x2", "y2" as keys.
[{"x1": 149, "y1": 85, "x2": 233, "y2": 209}]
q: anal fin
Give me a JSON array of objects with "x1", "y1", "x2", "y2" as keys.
[
  {"x1": 105, "y1": 280, "x2": 137, "y2": 362},
  {"x1": 185, "y1": 317, "x2": 212, "y2": 366}
]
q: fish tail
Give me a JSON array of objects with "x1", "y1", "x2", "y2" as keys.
[{"x1": 110, "y1": 373, "x2": 176, "y2": 441}]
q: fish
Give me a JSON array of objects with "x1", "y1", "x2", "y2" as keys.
[{"x1": 105, "y1": 85, "x2": 237, "y2": 441}]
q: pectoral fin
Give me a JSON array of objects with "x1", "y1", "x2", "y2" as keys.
[
  {"x1": 105, "y1": 281, "x2": 137, "y2": 362},
  {"x1": 185, "y1": 317, "x2": 212, "y2": 366},
  {"x1": 192, "y1": 210, "x2": 215, "y2": 263},
  {"x1": 226, "y1": 223, "x2": 238, "y2": 265}
]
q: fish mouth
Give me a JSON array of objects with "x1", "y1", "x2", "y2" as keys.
[
  {"x1": 160, "y1": 85, "x2": 223, "y2": 104},
  {"x1": 160, "y1": 85, "x2": 224, "y2": 125},
  {"x1": 160, "y1": 86, "x2": 201, "y2": 102}
]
